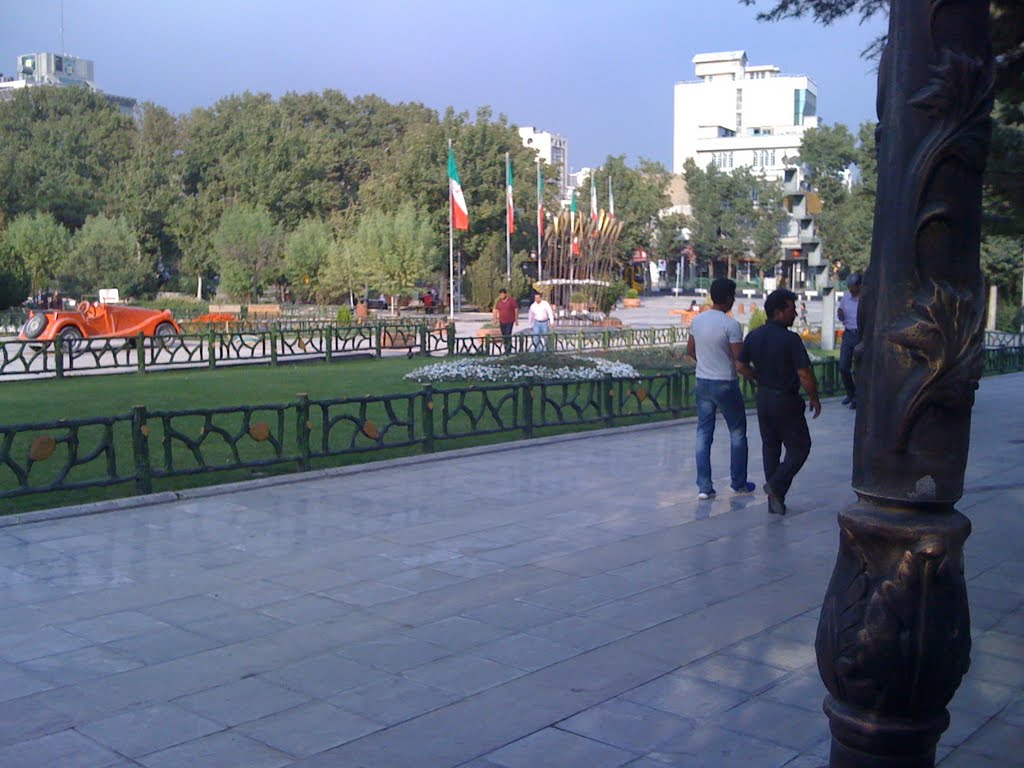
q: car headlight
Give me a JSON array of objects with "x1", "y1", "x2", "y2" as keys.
[{"x1": 22, "y1": 314, "x2": 48, "y2": 339}]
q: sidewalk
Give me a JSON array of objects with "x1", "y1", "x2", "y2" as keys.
[{"x1": 0, "y1": 375, "x2": 1020, "y2": 767}]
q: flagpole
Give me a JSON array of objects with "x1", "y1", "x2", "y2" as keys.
[
  {"x1": 449, "y1": 139, "x2": 455, "y2": 321},
  {"x1": 536, "y1": 159, "x2": 543, "y2": 284},
  {"x1": 505, "y1": 152, "x2": 512, "y2": 283}
]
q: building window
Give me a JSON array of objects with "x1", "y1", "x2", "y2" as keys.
[
  {"x1": 736, "y1": 89, "x2": 743, "y2": 109},
  {"x1": 711, "y1": 152, "x2": 734, "y2": 170}
]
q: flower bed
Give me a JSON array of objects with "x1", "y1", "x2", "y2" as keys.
[
  {"x1": 190, "y1": 313, "x2": 239, "y2": 324},
  {"x1": 405, "y1": 354, "x2": 640, "y2": 383}
]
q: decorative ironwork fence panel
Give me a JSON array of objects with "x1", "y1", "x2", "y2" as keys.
[
  {"x1": 612, "y1": 373, "x2": 675, "y2": 419},
  {"x1": 0, "y1": 341, "x2": 52, "y2": 376},
  {"x1": 535, "y1": 380, "x2": 604, "y2": 427},
  {"x1": 0, "y1": 415, "x2": 134, "y2": 498},
  {"x1": 437, "y1": 384, "x2": 522, "y2": 439},
  {"x1": 313, "y1": 394, "x2": 419, "y2": 457}
]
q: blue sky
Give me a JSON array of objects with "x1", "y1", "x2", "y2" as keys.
[{"x1": 2, "y1": 0, "x2": 888, "y2": 171}]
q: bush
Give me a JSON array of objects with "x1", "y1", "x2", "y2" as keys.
[
  {"x1": 597, "y1": 280, "x2": 628, "y2": 313},
  {"x1": 569, "y1": 291, "x2": 588, "y2": 304},
  {"x1": 625, "y1": 288, "x2": 639, "y2": 299},
  {"x1": 336, "y1": 304, "x2": 353, "y2": 325},
  {"x1": 748, "y1": 308, "x2": 767, "y2": 331}
]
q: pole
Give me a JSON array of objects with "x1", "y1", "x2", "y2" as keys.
[
  {"x1": 449, "y1": 139, "x2": 455, "y2": 321},
  {"x1": 537, "y1": 159, "x2": 543, "y2": 284},
  {"x1": 1019, "y1": 243, "x2": 1023, "y2": 335},
  {"x1": 505, "y1": 152, "x2": 512, "y2": 283}
]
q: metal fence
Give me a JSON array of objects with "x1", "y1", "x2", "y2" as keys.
[
  {"x1": 3, "y1": 349, "x2": 1022, "y2": 506},
  {"x1": 0, "y1": 324, "x2": 693, "y2": 380}
]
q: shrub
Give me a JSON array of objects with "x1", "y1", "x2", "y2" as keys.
[
  {"x1": 625, "y1": 288, "x2": 639, "y2": 299},
  {"x1": 748, "y1": 308, "x2": 767, "y2": 331},
  {"x1": 569, "y1": 291, "x2": 588, "y2": 304},
  {"x1": 597, "y1": 280, "x2": 628, "y2": 313},
  {"x1": 336, "y1": 304, "x2": 353, "y2": 325}
]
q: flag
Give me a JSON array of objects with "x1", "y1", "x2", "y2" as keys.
[
  {"x1": 449, "y1": 147, "x2": 469, "y2": 231},
  {"x1": 506, "y1": 156, "x2": 514, "y2": 234},
  {"x1": 590, "y1": 173, "x2": 598, "y2": 220},
  {"x1": 571, "y1": 190, "x2": 581, "y2": 255},
  {"x1": 536, "y1": 162, "x2": 544, "y2": 238},
  {"x1": 608, "y1": 177, "x2": 615, "y2": 219}
]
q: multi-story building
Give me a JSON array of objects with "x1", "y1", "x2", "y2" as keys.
[
  {"x1": 673, "y1": 50, "x2": 819, "y2": 181},
  {"x1": 0, "y1": 52, "x2": 136, "y2": 114},
  {"x1": 779, "y1": 165, "x2": 826, "y2": 290},
  {"x1": 518, "y1": 126, "x2": 569, "y2": 200}
]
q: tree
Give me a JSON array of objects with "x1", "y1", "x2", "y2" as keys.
[
  {"x1": 585, "y1": 156, "x2": 672, "y2": 263},
  {"x1": 0, "y1": 230, "x2": 30, "y2": 309},
  {"x1": 466, "y1": 236, "x2": 530, "y2": 311},
  {"x1": 335, "y1": 204, "x2": 436, "y2": 311},
  {"x1": 64, "y1": 214, "x2": 152, "y2": 297},
  {"x1": 1, "y1": 212, "x2": 70, "y2": 292},
  {"x1": 212, "y1": 205, "x2": 282, "y2": 301},
  {"x1": 684, "y1": 160, "x2": 785, "y2": 280},
  {"x1": 283, "y1": 218, "x2": 334, "y2": 302},
  {"x1": 796, "y1": 123, "x2": 857, "y2": 209}
]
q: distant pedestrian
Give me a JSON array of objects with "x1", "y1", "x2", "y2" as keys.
[
  {"x1": 799, "y1": 302, "x2": 808, "y2": 327},
  {"x1": 528, "y1": 291, "x2": 555, "y2": 352},
  {"x1": 687, "y1": 278, "x2": 755, "y2": 500},
  {"x1": 837, "y1": 273, "x2": 862, "y2": 409},
  {"x1": 493, "y1": 288, "x2": 519, "y2": 355},
  {"x1": 737, "y1": 289, "x2": 821, "y2": 516}
]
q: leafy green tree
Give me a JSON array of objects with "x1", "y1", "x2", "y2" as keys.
[
  {"x1": 0, "y1": 87, "x2": 135, "y2": 229},
  {"x1": 0, "y1": 230, "x2": 30, "y2": 309},
  {"x1": 466, "y1": 236, "x2": 530, "y2": 311},
  {"x1": 1, "y1": 212, "x2": 70, "y2": 292},
  {"x1": 212, "y1": 205, "x2": 282, "y2": 301},
  {"x1": 335, "y1": 203, "x2": 436, "y2": 311},
  {"x1": 319, "y1": 229, "x2": 371, "y2": 305},
  {"x1": 684, "y1": 160, "x2": 784, "y2": 280},
  {"x1": 283, "y1": 218, "x2": 334, "y2": 302},
  {"x1": 586, "y1": 156, "x2": 672, "y2": 263},
  {"x1": 797, "y1": 123, "x2": 857, "y2": 209},
  {"x1": 64, "y1": 214, "x2": 152, "y2": 297}
]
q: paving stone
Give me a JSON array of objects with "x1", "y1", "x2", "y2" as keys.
[
  {"x1": 473, "y1": 632, "x2": 578, "y2": 671},
  {"x1": 173, "y1": 676, "x2": 310, "y2": 726},
  {"x1": 20, "y1": 646, "x2": 142, "y2": 685},
  {"x1": 403, "y1": 652, "x2": 527, "y2": 695},
  {"x1": 0, "y1": 728, "x2": 123, "y2": 768},
  {"x1": 647, "y1": 723, "x2": 799, "y2": 767},
  {"x1": 485, "y1": 726, "x2": 635, "y2": 768},
  {"x1": 328, "y1": 676, "x2": 460, "y2": 726},
  {"x1": 103, "y1": 625, "x2": 223, "y2": 665},
  {"x1": 957, "y1": 718, "x2": 1024, "y2": 764},
  {"x1": 678, "y1": 653, "x2": 791, "y2": 693},
  {"x1": 137, "y1": 730, "x2": 292, "y2": 768},
  {"x1": 716, "y1": 698, "x2": 830, "y2": 751},
  {"x1": 262, "y1": 652, "x2": 386, "y2": 698},
  {"x1": 237, "y1": 700, "x2": 381, "y2": 757},
  {"x1": 77, "y1": 702, "x2": 222, "y2": 757},
  {"x1": 557, "y1": 698, "x2": 696, "y2": 753},
  {"x1": 62, "y1": 611, "x2": 172, "y2": 643},
  {"x1": 335, "y1": 633, "x2": 451, "y2": 672},
  {"x1": 621, "y1": 673, "x2": 749, "y2": 720}
]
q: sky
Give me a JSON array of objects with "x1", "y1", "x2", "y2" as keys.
[{"x1": 2, "y1": 0, "x2": 889, "y2": 172}]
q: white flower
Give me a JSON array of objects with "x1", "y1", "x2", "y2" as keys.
[{"x1": 405, "y1": 356, "x2": 640, "y2": 383}]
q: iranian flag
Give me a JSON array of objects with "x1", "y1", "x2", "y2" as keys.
[
  {"x1": 608, "y1": 177, "x2": 615, "y2": 219},
  {"x1": 449, "y1": 147, "x2": 469, "y2": 230},
  {"x1": 571, "y1": 190, "x2": 581, "y2": 255},
  {"x1": 506, "y1": 156, "x2": 514, "y2": 234},
  {"x1": 591, "y1": 174, "x2": 598, "y2": 220},
  {"x1": 536, "y1": 163, "x2": 544, "y2": 238}
]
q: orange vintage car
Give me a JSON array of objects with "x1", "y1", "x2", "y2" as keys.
[{"x1": 19, "y1": 301, "x2": 182, "y2": 345}]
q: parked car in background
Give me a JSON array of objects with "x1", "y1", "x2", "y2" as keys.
[{"x1": 19, "y1": 301, "x2": 182, "y2": 345}]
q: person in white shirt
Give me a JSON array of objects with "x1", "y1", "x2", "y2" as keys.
[
  {"x1": 686, "y1": 278, "x2": 755, "y2": 500},
  {"x1": 528, "y1": 291, "x2": 555, "y2": 351}
]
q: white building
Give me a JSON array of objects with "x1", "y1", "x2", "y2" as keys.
[
  {"x1": 673, "y1": 51, "x2": 819, "y2": 181},
  {"x1": 518, "y1": 126, "x2": 569, "y2": 200},
  {"x1": 0, "y1": 52, "x2": 135, "y2": 114}
]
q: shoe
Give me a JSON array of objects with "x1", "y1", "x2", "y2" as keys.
[
  {"x1": 764, "y1": 484, "x2": 787, "y2": 516},
  {"x1": 731, "y1": 482, "x2": 757, "y2": 494},
  {"x1": 841, "y1": 395, "x2": 852, "y2": 405},
  {"x1": 849, "y1": 401, "x2": 857, "y2": 410},
  {"x1": 697, "y1": 491, "x2": 716, "y2": 500}
]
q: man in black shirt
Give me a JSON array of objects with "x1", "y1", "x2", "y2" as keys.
[{"x1": 737, "y1": 289, "x2": 822, "y2": 515}]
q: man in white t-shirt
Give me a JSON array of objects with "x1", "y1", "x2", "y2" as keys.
[
  {"x1": 686, "y1": 278, "x2": 755, "y2": 499},
  {"x1": 528, "y1": 291, "x2": 555, "y2": 351}
]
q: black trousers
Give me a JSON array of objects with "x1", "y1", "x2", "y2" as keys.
[
  {"x1": 499, "y1": 323, "x2": 514, "y2": 354},
  {"x1": 839, "y1": 329, "x2": 859, "y2": 399},
  {"x1": 756, "y1": 389, "x2": 812, "y2": 500}
]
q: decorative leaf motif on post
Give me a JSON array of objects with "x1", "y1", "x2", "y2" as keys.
[{"x1": 889, "y1": 279, "x2": 984, "y2": 450}]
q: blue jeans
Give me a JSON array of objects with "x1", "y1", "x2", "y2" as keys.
[
  {"x1": 695, "y1": 378, "x2": 749, "y2": 494},
  {"x1": 532, "y1": 321, "x2": 550, "y2": 351}
]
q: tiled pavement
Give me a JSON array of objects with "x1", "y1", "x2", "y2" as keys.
[{"x1": 0, "y1": 374, "x2": 1021, "y2": 767}]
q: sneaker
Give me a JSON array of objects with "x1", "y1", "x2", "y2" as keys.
[
  {"x1": 841, "y1": 395, "x2": 853, "y2": 405},
  {"x1": 731, "y1": 482, "x2": 757, "y2": 494},
  {"x1": 697, "y1": 491, "x2": 716, "y2": 500},
  {"x1": 764, "y1": 484, "x2": 787, "y2": 516},
  {"x1": 849, "y1": 400, "x2": 857, "y2": 410}
]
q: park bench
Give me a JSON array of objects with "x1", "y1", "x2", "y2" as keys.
[
  {"x1": 247, "y1": 304, "x2": 283, "y2": 318},
  {"x1": 208, "y1": 304, "x2": 242, "y2": 316}
]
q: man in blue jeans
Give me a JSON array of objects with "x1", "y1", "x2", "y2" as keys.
[{"x1": 686, "y1": 278, "x2": 756, "y2": 500}]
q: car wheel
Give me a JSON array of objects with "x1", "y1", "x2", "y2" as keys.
[
  {"x1": 155, "y1": 322, "x2": 181, "y2": 349},
  {"x1": 58, "y1": 325, "x2": 83, "y2": 350}
]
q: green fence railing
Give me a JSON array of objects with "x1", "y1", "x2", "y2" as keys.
[{"x1": 3, "y1": 351, "x2": 1022, "y2": 508}]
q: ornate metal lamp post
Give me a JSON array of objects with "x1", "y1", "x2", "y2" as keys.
[{"x1": 814, "y1": 1, "x2": 994, "y2": 766}]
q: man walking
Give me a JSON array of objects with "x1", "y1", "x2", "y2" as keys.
[
  {"x1": 494, "y1": 288, "x2": 518, "y2": 355},
  {"x1": 687, "y1": 278, "x2": 755, "y2": 500},
  {"x1": 528, "y1": 291, "x2": 555, "y2": 352},
  {"x1": 737, "y1": 289, "x2": 821, "y2": 516},
  {"x1": 837, "y1": 273, "x2": 862, "y2": 409}
]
